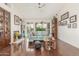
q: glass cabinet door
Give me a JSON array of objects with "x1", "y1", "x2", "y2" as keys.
[
  {"x1": 4, "y1": 11, "x2": 10, "y2": 40},
  {"x1": 0, "y1": 7, "x2": 10, "y2": 49},
  {"x1": 0, "y1": 8, "x2": 4, "y2": 38}
]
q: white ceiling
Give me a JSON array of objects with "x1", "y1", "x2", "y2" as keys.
[{"x1": 12, "y1": 3, "x2": 65, "y2": 19}]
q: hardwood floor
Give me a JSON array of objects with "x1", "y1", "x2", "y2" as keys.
[
  {"x1": 26, "y1": 48, "x2": 60, "y2": 56},
  {"x1": 0, "y1": 39, "x2": 79, "y2": 56},
  {"x1": 24, "y1": 39, "x2": 79, "y2": 56},
  {"x1": 25, "y1": 42, "x2": 60, "y2": 56},
  {"x1": 0, "y1": 45, "x2": 11, "y2": 56},
  {"x1": 58, "y1": 39, "x2": 79, "y2": 56}
]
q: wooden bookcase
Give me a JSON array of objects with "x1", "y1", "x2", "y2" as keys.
[
  {"x1": 51, "y1": 17, "x2": 58, "y2": 49},
  {"x1": 52, "y1": 17, "x2": 57, "y2": 39},
  {"x1": 0, "y1": 7, "x2": 10, "y2": 49}
]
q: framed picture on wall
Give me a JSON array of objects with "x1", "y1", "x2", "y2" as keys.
[
  {"x1": 59, "y1": 21, "x2": 67, "y2": 26},
  {"x1": 72, "y1": 23, "x2": 77, "y2": 28},
  {"x1": 70, "y1": 15, "x2": 77, "y2": 23},
  {"x1": 61, "y1": 12, "x2": 69, "y2": 21},
  {"x1": 62, "y1": 21, "x2": 67, "y2": 26},
  {"x1": 14, "y1": 15, "x2": 20, "y2": 25},
  {"x1": 68, "y1": 24, "x2": 71, "y2": 28}
]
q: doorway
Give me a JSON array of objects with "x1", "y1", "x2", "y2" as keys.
[{"x1": 26, "y1": 22, "x2": 51, "y2": 49}]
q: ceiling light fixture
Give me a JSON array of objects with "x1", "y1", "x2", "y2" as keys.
[{"x1": 38, "y1": 3, "x2": 46, "y2": 8}]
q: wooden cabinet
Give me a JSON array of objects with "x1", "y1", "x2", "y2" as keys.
[
  {"x1": 51, "y1": 17, "x2": 57, "y2": 49},
  {"x1": 0, "y1": 7, "x2": 10, "y2": 49},
  {"x1": 44, "y1": 40, "x2": 51, "y2": 50},
  {"x1": 52, "y1": 17, "x2": 57, "y2": 39},
  {"x1": 4, "y1": 10, "x2": 10, "y2": 45}
]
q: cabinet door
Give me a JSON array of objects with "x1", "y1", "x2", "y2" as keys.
[
  {"x1": 52, "y1": 17, "x2": 58, "y2": 49},
  {"x1": 52, "y1": 17, "x2": 57, "y2": 39},
  {"x1": 0, "y1": 7, "x2": 5, "y2": 48},
  {"x1": 4, "y1": 11, "x2": 10, "y2": 45}
]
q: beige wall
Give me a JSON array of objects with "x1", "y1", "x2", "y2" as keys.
[{"x1": 57, "y1": 3, "x2": 79, "y2": 48}]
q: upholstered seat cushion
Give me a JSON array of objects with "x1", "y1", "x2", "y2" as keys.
[{"x1": 34, "y1": 41, "x2": 41, "y2": 49}]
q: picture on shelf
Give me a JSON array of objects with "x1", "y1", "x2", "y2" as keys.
[
  {"x1": 61, "y1": 12, "x2": 69, "y2": 21},
  {"x1": 70, "y1": 15, "x2": 77, "y2": 23}
]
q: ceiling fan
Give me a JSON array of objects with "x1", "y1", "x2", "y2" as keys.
[{"x1": 38, "y1": 3, "x2": 46, "y2": 8}]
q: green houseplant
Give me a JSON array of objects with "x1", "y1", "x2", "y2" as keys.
[{"x1": 36, "y1": 27, "x2": 45, "y2": 31}]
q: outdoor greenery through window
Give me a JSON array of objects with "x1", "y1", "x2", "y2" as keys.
[{"x1": 36, "y1": 23, "x2": 47, "y2": 31}]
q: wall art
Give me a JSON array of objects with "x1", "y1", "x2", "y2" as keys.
[
  {"x1": 70, "y1": 15, "x2": 77, "y2": 23},
  {"x1": 61, "y1": 12, "x2": 69, "y2": 21}
]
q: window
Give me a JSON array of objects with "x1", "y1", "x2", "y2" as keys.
[{"x1": 36, "y1": 23, "x2": 47, "y2": 31}]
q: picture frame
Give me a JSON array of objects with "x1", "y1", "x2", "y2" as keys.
[
  {"x1": 70, "y1": 15, "x2": 77, "y2": 23},
  {"x1": 68, "y1": 24, "x2": 71, "y2": 28},
  {"x1": 62, "y1": 21, "x2": 67, "y2": 26},
  {"x1": 59, "y1": 21, "x2": 67, "y2": 26},
  {"x1": 14, "y1": 15, "x2": 20, "y2": 25},
  {"x1": 61, "y1": 12, "x2": 69, "y2": 21},
  {"x1": 72, "y1": 23, "x2": 77, "y2": 28}
]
